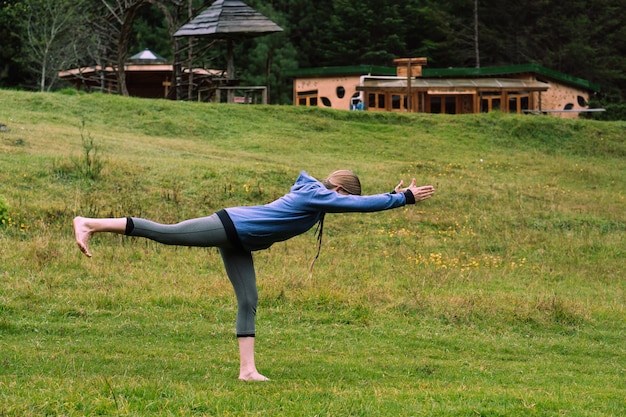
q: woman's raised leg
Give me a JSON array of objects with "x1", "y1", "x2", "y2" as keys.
[{"x1": 73, "y1": 214, "x2": 230, "y2": 257}]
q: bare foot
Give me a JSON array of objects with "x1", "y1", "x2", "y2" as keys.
[
  {"x1": 238, "y1": 371, "x2": 270, "y2": 382},
  {"x1": 73, "y1": 216, "x2": 93, "y2": 257}
]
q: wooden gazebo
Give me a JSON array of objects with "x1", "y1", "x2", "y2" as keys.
[{"x1": 174, "y1": 0, "x2": 282, "y2": 103}]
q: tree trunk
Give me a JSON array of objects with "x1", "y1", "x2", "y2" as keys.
[
  {"x1": 226, "y1": 39, "x2": 235, "y2": 103},
  {"x1": 474, "y1": 0, "x2": 480, "y2": 68}
]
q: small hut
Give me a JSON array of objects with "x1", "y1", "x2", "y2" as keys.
[{"x1": 58, "y1": 48, "x2": 222, "y2": 99}]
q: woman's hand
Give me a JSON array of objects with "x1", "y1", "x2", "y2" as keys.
[{"x1": 394, "y1": 179, "x2": 435, "y2": 202}]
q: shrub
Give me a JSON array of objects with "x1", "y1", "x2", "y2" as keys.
[
  {"x1": 74, "y1": 119, "x2": 104, "y2": 181},
  {"x1": 0, "y1": 196, "x2": 9, "y2": 227}
]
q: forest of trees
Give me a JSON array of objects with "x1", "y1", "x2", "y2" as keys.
[{"x1": 1, "y1": 0, "x2": 625, "y2": 119}]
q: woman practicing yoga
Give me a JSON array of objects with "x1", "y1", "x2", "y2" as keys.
[{"x1": 73, "y1": 170, "x2": 435, "y2": 381}]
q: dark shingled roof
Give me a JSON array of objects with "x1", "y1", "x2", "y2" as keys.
[{"x1": 174, "y1": 0, "x2": 283, "y2": 39}]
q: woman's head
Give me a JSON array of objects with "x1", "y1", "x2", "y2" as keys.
[{"x1": 323, "y1": 170, "x2": 362, "y2": 195}]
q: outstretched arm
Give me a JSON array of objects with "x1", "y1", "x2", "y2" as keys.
[
  {"x1": 394, "y1": 179, "x2": 435, "y2": 203},
  {"x1": 303, "y1": 177, "x2": 433, "y2": 213}
]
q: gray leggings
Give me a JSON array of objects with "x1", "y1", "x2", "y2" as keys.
[{"x1": 126, "y1": 214, "x2": 257, "y2": 337}]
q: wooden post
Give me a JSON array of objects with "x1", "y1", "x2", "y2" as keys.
[
  {"x1": 187, "y1": 0, "x2": 194, "y2": 100},
  {"x1": 226, "y1": 40, "x2": 235, "y2": 103},
  {"x1": 407, "y1": 59, "x2": 412, "y2": 112},
  {"x1": 393, "y1": 58, "x2": 427, "y2": 113}
]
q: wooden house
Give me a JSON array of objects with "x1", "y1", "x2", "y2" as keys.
[{"x1": 286, "y1": 59, "x2": 600, "y2": 118}]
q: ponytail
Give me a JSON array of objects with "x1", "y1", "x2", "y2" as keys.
[{"x1": 309, "y1": 170, "x2": 361, "y2": 278}]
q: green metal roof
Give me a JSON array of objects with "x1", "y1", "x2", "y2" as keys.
[
  {"x1": 283, "y1": 65, "x2": 397, "y2": 78},
  {"x1": 422, "y1": 64, "x2": 599, "y2": 92},
  {"x1": 285, "y1": 63, "x2": 599, "y2": 92}
]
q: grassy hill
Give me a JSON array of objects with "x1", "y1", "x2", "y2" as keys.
[{"x1": 1, "y1": 89, "x2": 624, "y2": 416}]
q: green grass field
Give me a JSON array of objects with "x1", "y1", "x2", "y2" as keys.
[{"x1": 0, "y1": 89, "x2": 624, "y2": 416}]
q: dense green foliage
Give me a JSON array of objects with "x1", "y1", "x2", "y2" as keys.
[
  {"x1": 0, "y1": 89, "x2": 624, "y2": 415},
  {"x1": 1, "y1": 0, "x2": 625, "y2": 115}
]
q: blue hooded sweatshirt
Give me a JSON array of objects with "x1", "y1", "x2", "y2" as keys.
[{"x1": 216, "y1": 171, "x2": 414, "y2": 251}]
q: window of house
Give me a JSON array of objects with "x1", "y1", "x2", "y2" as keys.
[
  {"x1": 480, "y1": 99, "x2": 488, "y2": 113},
  {"x1": 508, "y1": 92, "x2": 530, "y2": 114},
  {"x1": 366, "y1": 92, "x2": 410, "y2": 111},
  {"x1": 378, "y1": 94, "x2": 386, "y2": 109},
  {"x1": 521, "y1": 96, "x2": 529, "y2": 110},
  {"x1": 336, "y1": 86, "x2": 345, "y2": 99},
  {"x1": 431, "y1": 96, "x2": 442, "y2": 114},
  {"x1": 480, "y1": 93, "x2": 502, "y2": 113},
  {"x1": 392, "y1": 95, "x2": 402, "y2": 109},
  {"x1": 297, "y1": 90, "x2": 318, "y2": 106},
  {"x1": 429, "y1": 96, "x2": 457, "y2": 114},
  {"x1": 368, "y1": 93, "x2": 376, "y2": 108},
  {"x1": 445, "y1": 97, "x2": 456, "y2": 114}
]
